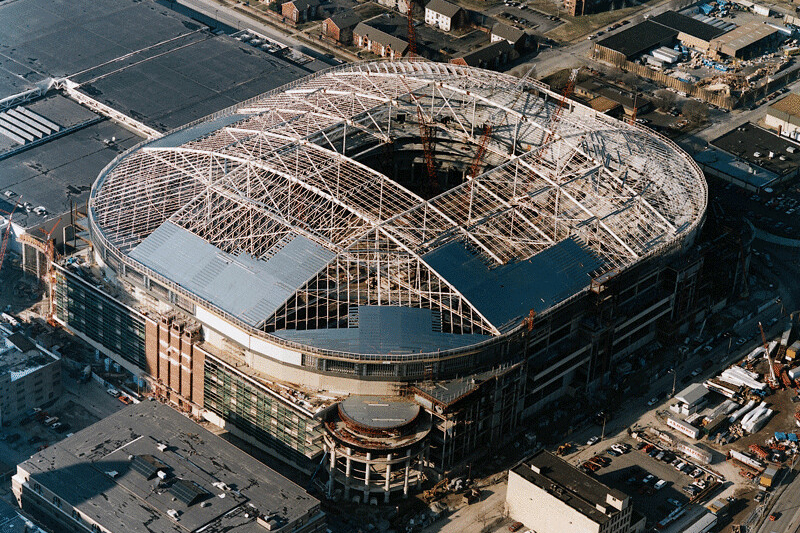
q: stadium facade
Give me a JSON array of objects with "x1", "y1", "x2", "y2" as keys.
[{"x1": 53, "y1": 60, "x2": 707, "y2": 502}]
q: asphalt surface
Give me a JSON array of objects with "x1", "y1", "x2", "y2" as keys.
[{"x1": 176, "y1": 0, "x2": 338, "y2": 71}]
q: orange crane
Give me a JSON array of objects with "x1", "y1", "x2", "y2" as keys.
[
  {"x1": 38, "y1": 217, "x2": 63, "y2": 327},
  {"x1": 398, "y1": 74, "x2": 438, "y2": 197},
  {"x1": 468, "y1": 124, "x2": 492, "y2": 179},
  {"x1": 405, "y1": 0, "x2": 417, "y2": 58},
  {"x1": 541, "y1": 68, "x2": 578, "y2": 148},
  {"x1": 0, "y1": 202, "x2": 19, "y2": 273}
]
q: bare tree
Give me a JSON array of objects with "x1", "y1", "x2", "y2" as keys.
[
  {"x1": 682, "y1": 100, "x2": 708, "y2": 124},
  {"x1": 621, "y1": 72, "x2": 639, "y2": 89},
  {"x1": 653, "y1": 89, "x2": 676, "y2": 111}
]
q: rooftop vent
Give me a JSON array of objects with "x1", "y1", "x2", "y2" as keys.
[
  {"x1": 156, "y1": 443, "x2": 168, "y2": 452},
  {"x1": 130, "y1": 455, "x2": 168, "y2": 479},
  {"x1": 105, "y1": 471, "x2": 119, "y2": 478},
  {"x1": 167, "y1": 509, "x2": 180, "y2": 521}
]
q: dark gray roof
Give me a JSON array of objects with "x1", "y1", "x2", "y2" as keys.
[
  {"x1": 423, "y1": 236, "x2": 604, "y2": 332},
  {"x1": 492, "y1": 22, "x2": 525, "y2": 44},
  {"x1": 425, "y1": 0, "x2": 462, "y2": 18},
  {"x1": 0, "y1": 497, "x2": 46, "y2": 532},
  {"x1": 0, "y1": 95, "x2": 142, "y2": 227},
  {"x1": 339, "y1": 395, "x2": 420, "y2": 429},
  {"x1": 353, "y1": 22, "x2": 409, "y2": 53},
  {"x1": 18, "y1": 401, "x2": 321, "y2": 533},
  {"x1": 283, "y1": 0, "x2": 321, "y2": 11},
  {"x1": 6, "y1": 332, "x2": 36, "y2": 353},
  {"x1": 327, "y1": 9, "x2": 361, "y2": 30},
  {"x1": 273, "y1": 306, "x2": 490, "y2": 354},
  {"x1": 513, "y1": 450, "x2": 629, "y2": 524},
  {"x1": 711, "y1": 122, "x2": 800, "y2": 177},
  {"x1": 130, "y1": 222, "x2": 335, "y2": 328},
  {"x1": 452, "y1": 40, "x2": 513, "y2": 66},
  {"x1": 651, "y1": 10, "x2": 726, "y2": 42},
  {"x1": 595, "y1": 20, "x2": 678, "y2": 58}
]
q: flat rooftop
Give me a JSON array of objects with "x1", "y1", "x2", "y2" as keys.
[
  {"x1": 513, "y1": 450, "x2": 629, "y2": 525},
  {"x1": 0, "y1": 0, "x2": 312, "y2": 132},
  {"x1": 651, "y1": 11, "x2": 726, "y2": 42},
  {"x1": 711, "y1": 122, "x2": 800, "y2": 177},
  {"x1": 0, "y1": 95, "x2": 142, "y2": 227},
  {"x1": 18, "y1": 401, "x2": 321, "y2": 533},
  {"x1": 711, "y1": 21, "x2": 779, "y2": 52},
  {"x1": 0, "y1": 330, "x2": 57, "y2": 380},
  {"x1": 595, "y1": 20, "x2": 678, "y2": 58},
  {"x1": 338, "y1": 396, "x2": 420, "y2": 430}
]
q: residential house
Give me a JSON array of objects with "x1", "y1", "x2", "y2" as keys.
[
  {"x1": 490, "y1": 22, "x2": 532, "y2": 52},
  {"x1": 282, "y1": 0, "x2": 320, "y2": 24},
  {"x1": 424, "y1": 0, "x2": 466, "y2": 31},
  {"x1": 450, "y1": 40, "x2": 515, "y2": 70},
  {"x1": 323, "y1": 10, "x2": 361, "y2": 44},
  {"x1": 353, "y1": 21, "x2": 410, "y2": 58}
]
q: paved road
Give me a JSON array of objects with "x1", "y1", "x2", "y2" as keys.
[
  {"x1": 176, "y1": 0, "x2": 337, "y2": 71},
  {"x1": 756, "y1": 464, "x2": 800, "y2": 533}
]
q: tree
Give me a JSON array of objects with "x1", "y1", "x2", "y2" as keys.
[
  {"x1": 653, "y1": 89, "x2": 676, "y2": 111},
  {"x1": 621, "y1": 72, "x2": 639, "y2": 90},
  {"x1": 682, "y1": 100, "x2": 708, "y2": 124}
]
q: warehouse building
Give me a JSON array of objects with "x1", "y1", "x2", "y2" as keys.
[
  {"x1": 12, "y1": 401, "x2": 326, "y2": 533},
  {"x1": 506, "y1": 450, "x2": 645, "y2": 533},
  {"x1": 710, "y1": 21, "x2": 782, "y2": 59},
  {"x1": 766, "y1": 93, "x2": 800, "y2": 140},
  {"x1": 650, "y1": 11, "x2": 726, "y2": 51}
]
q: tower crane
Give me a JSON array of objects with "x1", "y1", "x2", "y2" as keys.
[{"x1": 540, "y1": 68, "x2": 578, "y2": 148}]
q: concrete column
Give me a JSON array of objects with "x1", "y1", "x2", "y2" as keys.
[
  {"x1": 384, "y1": 453, "x2": 392, "y2": 503},
  {"x1": 327, "y1": 444, "x2": 336, "y2": 497},
  {"x1": 364, "y1": 452, "x2": 371, "y2": 501},
  {"x1": 344, "y1": 447, "x2": 352, "y2": 499},
  {"x1": 403, "y1": 457, "x2": 410, "y2": 498}
]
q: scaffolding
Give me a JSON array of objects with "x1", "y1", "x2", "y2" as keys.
[{"x1": 89, "y1": 60, "x2": 707, "y2": 342}]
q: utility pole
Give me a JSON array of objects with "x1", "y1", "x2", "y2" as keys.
[{"x1": 670, "y1": 368, "x2": 677, "y2": 398}]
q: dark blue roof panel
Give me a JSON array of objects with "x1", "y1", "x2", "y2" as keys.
[{"x1": 423, "y1": 236, "x2": 605, "y2": 332}]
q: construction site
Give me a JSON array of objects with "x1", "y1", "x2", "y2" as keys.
[{"x1": 4, "y1": 57, "x2": 713, "y2": 510}]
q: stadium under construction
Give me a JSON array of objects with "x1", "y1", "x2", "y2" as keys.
[{"x1": 50, "y1": 60, "x2": 708, "y2": 502}]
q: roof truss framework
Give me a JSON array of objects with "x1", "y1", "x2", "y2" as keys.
[{"x1": 90, "y1": 60, "x2": 707, "y2": 338}]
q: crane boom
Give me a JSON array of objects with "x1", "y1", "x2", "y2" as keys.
[{"x1": 758, "y1": 321, "x2": 777, "y2": 383}]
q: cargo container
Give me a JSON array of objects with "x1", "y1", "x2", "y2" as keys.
[
  {"x1": 787, "y1": 340, "x2": 800, "y2": 360},
  {"x1": 669, "y1": 417, "x2": 701, "y2": 439},
  {"x1": 678, "y1": 441, "x2": 713, "y2": 464},
  {"x1": 761, "y1": 466, "x2": 780, "y2": 487}
]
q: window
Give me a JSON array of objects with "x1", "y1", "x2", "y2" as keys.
[
  {"x1": 72, "y1": 509, "x2": 82, "y2": 522},
  {"x1": 33, "y1": 483, "x2": 41, "y2": 494},
  {"x1": 52, "y1": 496, "x2": 61, "y2": 508},
  {"x1": 91, "y1": 524, "x2": 101, "y2": 533}
]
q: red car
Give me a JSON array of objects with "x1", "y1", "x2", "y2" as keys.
[
  {"x1": 118, "y1": 395, "x2": 133, "y2": 405},
  {"x1": 509, "y1": 522, "x2": 524, "y2": 532}
]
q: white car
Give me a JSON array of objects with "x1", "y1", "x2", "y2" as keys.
[
  {"x1": 654, "y1": 479, "x2": 668, "y2": 490},
  {"x1": 586, "y1": 436, "x2": 600, "y2": 446}
]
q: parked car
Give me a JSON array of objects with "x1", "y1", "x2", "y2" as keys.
[
  {"x1": 586, "y1": 435, "x2": 600, "y2": 446},
  {"x1": 509, "y1": 522, "x2": 524, "y2": 532},
  {"x1": 119, "y1": 395, "x2": 133, "y2": 405},
  {"x1": 643, "y1": 474, "x2": 655, "y2": 484},
  {"x1": 647, "y1": 397, "x2": 659, "y2": 406},
  {"x1": 654, "y1": 479, "x2": 668, "y2": 490},
  {"x1": 107, "y1": 387, "x2": 120, "y2": 398},
  {"x1": 607, "y1": 448, "x2": 621, "y2": 457}
]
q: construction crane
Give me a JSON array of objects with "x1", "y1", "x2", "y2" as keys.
[
  {"x1": 398, "y1": 75, "x2": 438, "y2": 197},
  {"x1": 405, "y1": 0, "x2": 417, "y2": 58},
  {"x1": 541, "y1": 68, "x2": 578, "y2": 148},
  {"x1": 466, "y1": 67, "x2": 536, "y2": 181},
  {"x1": 758, "y1": 321, "x2": 778, "y2": 384},
  {"x1": 38, "y1": 217, "x2": 63, "y2": 327},
  {"x1": 0, "y1": 202, "x2": 19, "y2": 273}
]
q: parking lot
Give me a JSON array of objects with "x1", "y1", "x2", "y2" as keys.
[
  {"x1": 578, "y1": 440, "x2": 717, "y2": 525},
  {"x1": 0, "y1": 373, "x2": 128, "y2": 467}
]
